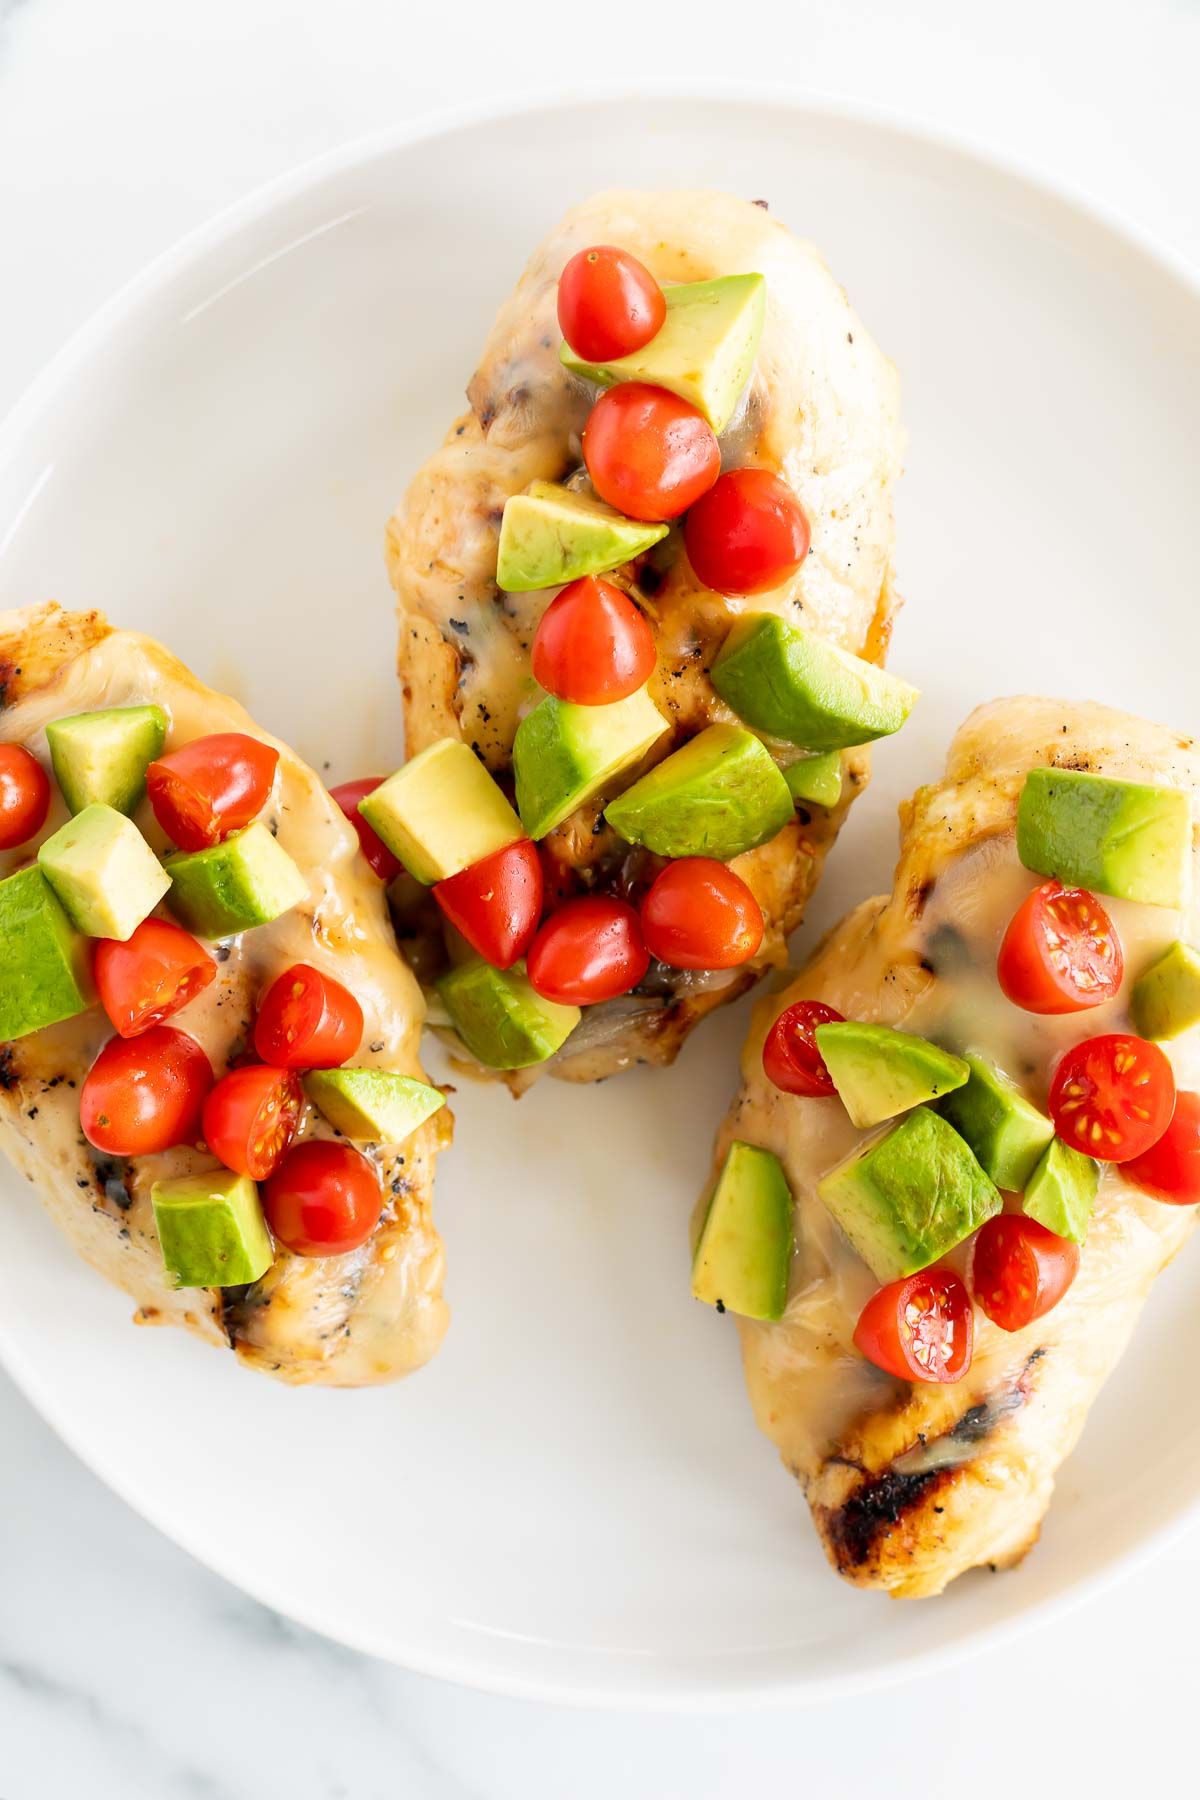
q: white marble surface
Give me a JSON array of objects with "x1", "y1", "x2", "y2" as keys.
[{"x1": 2, "y1": 0, "x2": 1200, "y2": 1792}]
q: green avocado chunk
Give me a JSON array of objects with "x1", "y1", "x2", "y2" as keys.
[
  {"x1": 38, "y1": 803, "x2": 170, "y2": 941},
  {"x1": 1130, "y1": 941, "x2": 1200, "y2": 1040},
  {"x1": 818, "y1": 1106, "x2": 1002, "y2": 1281},
  {"x1": 152, "y1": 1168, "x2": 273, "y2": 1288},
  {"x1": 692, "y1": 1140, "x2": 794, "y2": 1322},
  {"x1": 0, "y1": 865, "x2": 95, "y2": 1039},
  {"x1": 496, "y1": 481, "x2": 668, "y2": 593},
  {"x1": 814, "y1": 1022, "x2": 969, "y2": 1130},
  {"x1": 939, "y1": 1054, "x2": 1055, "y2": 1191},
  {"x1": 784, "y1": 751, "x2": 843, "y2": 808},
  {"x1": 711, "y1": 613, "x2": 918, "y2": 751},
  {"x1": 1017, "y1": 767, "x2": 1192, "y2": 908},
  {"x1": 604, "y1": 723, "x2": 793, "y2": 860},
  {"x1": 359, "y1": 740, "x2": 523, "y2": 885},
  {"x1": 46, "y1": 704, "x2": 166, "y2": 815},
  {"x1": 1022, "y1": 1137, "x2": 1098, "y2": 1244},
  {"x1": 438, "y1": 959, "x2": 580, "y2": 1069},
  {"x1": 560, "y1": 273, "x2": 767, "y2": 434},
  {"x1": 513, "y1": 686, "x2": 668, "y2": 839},
  {"x1": 166, "y1": 821, "x2": 306, "y2": 938},
  {"x1": 304, "y1": 1068, "x2": 445, "y2": 1143}
]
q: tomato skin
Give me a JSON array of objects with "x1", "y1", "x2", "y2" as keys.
[
  {"x1": 683, "y1": 469, "x2": 810, "y2": 596},
  {"x1": 640, "y1": 858, "x2": 763, "y2": 970},
  {"x1": 329, "y1": 777, "x2": 402, "y2": 882},
  {"x1": 147, "y1": 732, "x2": 279, "y2": 852},
  {"x1": 526, "y1": 895, "x2": 649, "y2": 1004},
  {"x1": 557, "y1": 245, "x2": 666, "y2": 362},
  {"x1": 433, "y1": 839, "x2": 542, "y2": 970},
  {"x1": 202, "y1": 1064, "x2": 303, "y2": 1180},
  {"x1": 997, "y1": 881, "x2": 1124, "y2": 1015},
  {"x1": 854, "y1": 1270, "x2": 974, "y2": 1384},
  {"x1": 762, "y1": 1000, "x2": 845, "y2": 1097},
  {"x1": 530, "y1": 577, "x2": 656, "y2": 705},
  {"x1": 583, "y1": 384, "x2": 721, "y2": 523},
  {"x1": 254, "y1": 964, "x2": 364, "y2": 1070},
  {"x1": 1125, "y1": 1089, "x2": 1200, "y2": 1203},
  {"x1": 0, "y1": 744, "x2": 50, "y2": 850},
  {"x1": 263, "y1": 1140, "x2": 382, "y2": 1256},
  {"x1": 1049, "y1": 1032, "x2": 1175, "y2": 1163},
  {"x1": 94, "y1": 917, "x2": 217, "y2": 1038},
  {"x1": 80, "y1": 1026, "x2": 213, "y2": 1156},
  {"x1": 970, "y1": 1215, "x2": 1079, "y2": 1332}
]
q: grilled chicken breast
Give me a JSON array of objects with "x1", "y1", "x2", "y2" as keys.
[
  {"x1": 716, "y1": 697, "x2": 1200, "y2": 1595},
  {"x1": 0, "y1": 604, "x2": 449, "y2": 1386},
  {"x1": 386, "y1": 189, "x2": 904, "y2": 1086}
]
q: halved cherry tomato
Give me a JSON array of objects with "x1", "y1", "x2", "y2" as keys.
[
  {"x1": 583, "y1": 384, "x2": 720, "y2": 523},
  {"x1": 330, "y1": 776, "x2": 402, "y2": 882},
  {"x1": 94, "y1": 917, "x2": 217, "y2": 1038},
  {"x1": 854, "y1": 1269, "x2": 974, "y2": 1384},
  {"x1": 997, "y1": 881, "x2": 1123, "y2": 1015},
  {"x1": 526, "y1": 895, "x2": 649, "y2": 1004},
  {"x1": 970, "y1": 1214, "x2": 1079, "y2": 1332},
  {"x1": 254, "y1": 964, "x2": 364, "y2": 1069},
  {"x1": 762, "y1": 1000, "x2": 846, "y2": 1097},
  {"x1": 557, "y1": 245, "x2": 666, "y2": 362},
  {"x1": 0, "y1": 744, "x2": 50, "y2": 849},
  {"x1": 531, "y1": 577, "x2": 656, "y2": 705},
  {"x1": 640, "y1": 857, "x2": 763, "y2": 970},
  {"x1": 80, "y1": 1026, "x2": 213, "y2": 1156},
  {"x1": 683, "y1": 469, "x2": 810, "y2": 596},
  {"x1": 146, "y1": 732, "x2": 279, "y2": 852},
  {"x1": 263, "y1": 1139, "x2": 382, "y2": 1256},
  {"x1": 202, "y1": 1064, "x2": 303, "y2": 1180},
  {"x1": 1125, "y1": 1088, "x2": 1200, "y2": 1203},
  {"x1": 1049, "y1": 1032, "x2": 1175, "y2": 1163},
  {"x1": 433, "y1": 839, "x2": 542, "y2": 970}
]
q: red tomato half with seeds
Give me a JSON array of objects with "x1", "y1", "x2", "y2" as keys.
[
  {"x1": 330, "y1": 776, "x2": 402, "y2": 882},
  {"x1": 684, "y1": 468, "x2": 811, "y2": 596},
  {"x1": 762, "y1": 1000, "x2": 845, "y2": 1097},
  {"x1": 254, "y1": 964, "x2": 364, "y2": 1069},
  {"x1": 1125, "y1": 1088, "x2": 1200, "y2": 1203},
  {"x1": 526, "y1": 895, "x2": 649, "y2": 1004},
  {"x1": 1049, "y1": 1032, "x2": 1175, "y2": 1163},
  {"x1": 433, "y1": 839, "x2": 542, "y2": 970},
  {"x1": 640, "y1": 858, "x2": 763, "y2": 970},
  {"x1": 531, "y1": 577, "x2": 656, "y2": 705},
  {"x1": 997, "y1": 881, "x2": 1123, "y2": 1014},
  {"x1": 147, "y1": 732, "x2": 279, "y2": 851},
  {"x1": 583, "y1": 383, "x2": 720, "y2": 522},
  {"x1": 202, "y1": 1063, "x2": 303, "y2": 1181},
  {"x1": 970, "y1": 1214, "x2": 1079, "y2": 1332},
  {"x1": 80, "y1": 1026, "x2": 213, "y2": 1156},
  {"x1": 94, "y1": 917, "x2": 216, "y2": 1038},
  {"x1": 854, "y1": 1269, "x2": 974, "y2": 1384},
  {"x1": 263, "y1": 1139, "x2": 383, "y2": 1257},
  {"x1": 557, "y1": 245, "x2": 665, "y2": 362},
  {"x1": 0, "y1": 743, "x2": 50, "y2": 849}
]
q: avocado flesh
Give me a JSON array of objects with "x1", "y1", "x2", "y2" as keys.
[
  {"x1": 692, "y1": 1140, "x2": 794, "y2": 1322},
  {"x1": 818, "y1": 1107, "x2": 1002, "y2": 1281},
  {"x1": 0, "y1": 865, "x2": 95, "y2": 1039},
  {"x1": 496, "y1": 481, "x2": 668, "y2": 593},
  {"x1": 166, "y1": 822, "x2": 306, "y2": 938},
  {"x1": 46, "y1": 704, "x2": 166, "y2": 815},
  {"x1": 1023, "y1": 1137, "x2": 1098, "y2": 1245},
  {"x1": 605, "y1": 723, "x2": 793, "y2": 860},
  {"x1": 151, "y1": 1168, "x2": 273, "y2": 1288},
  {"x1": 513, "y1": 686, "x2": 668, "y2": 840},
  {"x1": 1017, "y1": 767, "x2": 1192, "y2": 909},
  {"x1": 814, "y1": 1022, "x2": 969, "y2": 1130},
  {"x1": 360, "y1": 739, "x2": 523, "y2": 885},
  {"x1": 784, "y1": 751, "x2": 843, "y2": 808},
  {"x1": 38, "y1": 802, "x2": 170, "y2": 941},
  {"x1": 559, "y1": 272, "x2": 767, "y2": 434},
  {"x1": 712, "y1": 614, "x2": 918, "y2": 751},
  {"x1": 1130, "y1": 940, "x2": 1200, "y2": 1039},
  {"x1": 940, "y1": 1053, "x2": 1054, "y2": 1191},
  {"x1": 304, "y1": 1068, "x2": 445, "y2": 1143},
  {"x1": 438, "y1": 959, "x2": 580, "y2": 1070}
]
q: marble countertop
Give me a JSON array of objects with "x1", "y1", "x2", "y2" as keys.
[{"x1": 2, "y1": 1, "x2": 1200, "y2": 1793}]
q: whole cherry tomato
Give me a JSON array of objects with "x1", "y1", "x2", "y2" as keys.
[
  {"x1": 94, "y1": 917, "x2": 216, "y2": 1038},
  {"x1": 254, "y1": 964, "x2": 364, "y2": 1069},
  {"x1": 1049, "y1": 1032, "x2": 1175, "y2": 1163},
  {"x1": 683, "y1": 469, "x2": 810, "y2": 595},
  {"x1": 330, "y1": 776, "x2": 402, "y2": 882},
  {"x1": 531, "y1": 577, "x2": 656, "y2": 705},
  {"x1": 557, "y1": 245, "x2": 666, "y2": 362},
  {"x1": 997, "y1": 881, "x2": 1123, "y2": 1014},
  {"x1": 0, "y1": 744, "x2": 50, "y2": 850},
  {"x1": 80, "y1": 1026, "x2": 213, "y2": 1155},
  {"x1": 640, "y1": 857, "x2": 763, "y2": 969},
  {"x1": 970, "y1": 1214, "x2": 1079, "y2": 1332},
  {"x1": 583, "y1": 383, "x2": 720, "y2": 522},
  {"x1": 526, "y1": 895, "x2": 649, "y2": 1004},
  {"x1": 147, "y1": 732, "x2": 279, "y2": 851},
  {"x1": 854, "y1": 1269, "x2": 974, "y2": 1384},
  {"x1": 202, "y1": 1063, "x2": 303, "y2": 1180},
  {"x1": 1125, "y1": 1088, "x2": 1200, "y2": 1203},
  {"x1": 433, "y1": 839, "x2": 542, "y2": 969},
  {"x1": 263, "y1": 1140, "x2": 382, "y2": 1256},
  {"x1": 762, "y1": 999, "x2": 846, "y2": 1097}
]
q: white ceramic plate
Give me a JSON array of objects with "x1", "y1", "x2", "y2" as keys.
[{"x1": 2, "y1": 93, "x2": 1199, "y2": 1707}]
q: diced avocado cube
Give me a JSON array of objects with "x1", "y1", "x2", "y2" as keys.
[
  {"x1": 604, "y1": 723, "x2": 793, "y2": 860},
  {"x1": 818, "y1": 1107, "x2": 1002, "y2": 1281},
  {"x1": 152, "y1": 1168, "x2": 273, "y2": 1288},
  {"x1": 46, "y1": 704, "x2": 166, "y2": 815},
  {"x1": 304, "y1": 1068, "x2": 445, "y2": 1142},
  {"x1": 711, "y1": 613, "x2": 918, "y2": 751},
  {"x1": 359, "y1": 740, "x2": 522, "y2": 885},
  {"x1": 497, "y1": 481, "x2": 668, "y2": 593},
  {"x1": 166, "y1": 822, "x2": 306, "y2": 938},
  {"x1": 1023, "y1": 1137, "x2": 1098, "y2": 1245},
  {"x1": 1017, "y1": 767, "x2": 1192, "y2": 909},
  {"x1": 814, "y1": 1022, "x2": 969, "y2": 1130},
  {"x1": 692, "y1": 1140, "x2": 794, "y2": 1322},
  {"x1": 38, "y1": 803, "x2": 170, "y2": 941},
  {"x1": 1130, "y1": 941, "x2": 1200, "y2": 1040},
  {"x1": 784, "y1": 751, "x2": 843, "y2": 808},
  {"x1": 513, "y1": 686, "x2": 668, "y2": 839},
  {"x1": 940, "y1": 1053, "x2": 1054, "y2": 1191},
  {"x1": 0, "y1": 865, "x2": 95, "y2": 1039},
  {"x1": 438, "y1": 959, "x2": 580, "y2": 1069}
]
